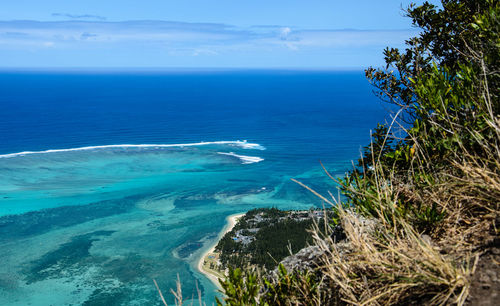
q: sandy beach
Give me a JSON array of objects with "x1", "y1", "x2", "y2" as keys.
[{"x1": 197, "y1": 212, "x2": 245, "y2": 288}]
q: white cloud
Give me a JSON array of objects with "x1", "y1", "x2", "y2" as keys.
[
  {"x1": 0, "y1": 20, "x2": 417, "y2": 67},
  {"x1": 52, "y1": 13, "x2": 107, "y2": 21},
  {"x1": 0, "y1": 20, "x2": 415, "y2": 49},
  {"x1": 280, "y1": 27, "x2": 291, "y2": 40}
]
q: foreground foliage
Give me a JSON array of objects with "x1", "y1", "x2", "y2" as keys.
[{"x1": 215, "y1": 1, "x2": 499, "y2": 305}]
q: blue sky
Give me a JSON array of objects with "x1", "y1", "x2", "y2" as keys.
[{"x1": 0, "y1": 1, "x2": 441, "y2": 68}]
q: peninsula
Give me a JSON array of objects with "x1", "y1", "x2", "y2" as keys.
[{"x1": 197, "y1": 213, "x2": 244, "y2": 287}]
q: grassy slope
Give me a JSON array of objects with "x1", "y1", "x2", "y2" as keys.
[{"x1": 215, "y1": 1, "x2": 499, "y2": 305}]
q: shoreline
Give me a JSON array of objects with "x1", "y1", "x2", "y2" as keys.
[{"x1": 197, "y1": 212, "x2": 245, "y2": 288}]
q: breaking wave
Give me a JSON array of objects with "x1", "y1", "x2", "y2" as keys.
[
  {"x1": 0, "y1": 140, "x2": 265, "y2": 159},
  {"x1": 217, "y1": 152, "x2": 264, "y2": 164}
]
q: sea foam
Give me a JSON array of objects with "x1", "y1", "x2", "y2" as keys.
[
  {"x1": 217, "y1": 152, "x2": 264, "y2": 164},
  {"x1": 0, "y1": 140, "x2": 265, "y2": 159}
]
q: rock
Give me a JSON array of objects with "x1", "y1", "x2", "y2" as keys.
[
  {"x1": 274, "y1": 245, "x2": 325, "y2": 275},
  {"x1": 466, "y1": 246, "x2": 500, "y2": 306}
]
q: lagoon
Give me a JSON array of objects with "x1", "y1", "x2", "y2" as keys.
[{"x1": 0, "y1": 70, "x2": 388, "y2": 304}]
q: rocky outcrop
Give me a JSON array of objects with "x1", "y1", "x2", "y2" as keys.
[{"x1": 279, "y1": 245, "x2": 325, "y2": 273}]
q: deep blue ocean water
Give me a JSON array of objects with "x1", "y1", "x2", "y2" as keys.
[{"x1": 0, "y1": 70, "x2": 389, "y2": 305}]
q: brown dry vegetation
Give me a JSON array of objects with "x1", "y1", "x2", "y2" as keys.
[{"x1": 161, "y1": 1, "x2": 499, "y2": 305}]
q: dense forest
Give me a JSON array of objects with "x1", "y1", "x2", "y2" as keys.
[{"x1": 215, "y1": 208, "x2": 329, "y2": 269}]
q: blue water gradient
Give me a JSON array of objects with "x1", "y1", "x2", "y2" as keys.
[{"x1": 0, "y1": 70, "x2": 389, "y2": 305}]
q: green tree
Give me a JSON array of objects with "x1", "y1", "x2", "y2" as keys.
[
  {"x1": 341, "y1": 0, "x2": 499, "y2": 230},
  {"x1": 217, "y1": 1, "x2": 499, "y2": 304}
]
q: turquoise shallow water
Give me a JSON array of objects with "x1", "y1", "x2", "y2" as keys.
[
  {"x1": 0, "y1": 142, "x2": 340, "y2": 305},
  {"x1": 0, "y1": 70, "x2": 390, "y2": 305}
]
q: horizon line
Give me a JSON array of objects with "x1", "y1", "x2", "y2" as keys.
[{"x1": 0, "y1": 66, "x2": 367, "y2": 73}]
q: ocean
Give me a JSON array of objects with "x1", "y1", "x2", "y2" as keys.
[{"x1": 0, "y1": 70, "x2": 389, "y2": 305}]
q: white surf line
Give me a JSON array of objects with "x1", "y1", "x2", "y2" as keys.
[
  {"x1": 236, "y1": 142, "x2": 266, "y2": 150},
  {"x1": 0, "y1": 140, "x2": 265, "y2": 159},
  {"x1": 217, "y1": 152, "x2": 264, "y2": 164}
]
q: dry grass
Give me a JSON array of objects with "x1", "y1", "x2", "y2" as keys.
[
  {"x1": 157, "y1": 54, "x2": 499, "y2": 305},
  {"x1": 153, "y1": 275, "x2": 204, "y2": 306},
  {"x1": 311, "y1": 205, "x2": 474, "y2": 305},
  {"x1": 302, "y1": 68, "x2": 499, "y2": 305}
]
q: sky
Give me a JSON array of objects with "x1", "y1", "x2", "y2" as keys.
[{"x1": 0, "y1": 0, "x2": 442, "y2": 68}]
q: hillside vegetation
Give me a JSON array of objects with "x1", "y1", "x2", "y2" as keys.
[
  {"x1": 216, "y1": 1, "x2": 499, "y2": 305},
  {"x1": 215, "y1": 208, "x2": 328, "y2": 270}
]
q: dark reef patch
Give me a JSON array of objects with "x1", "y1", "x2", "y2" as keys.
[
  {"x1": 174, "y1": 197, "x2": 218, "y2": 210},
  {"x1": 102, "y1": 253, "x2": 164, "y2": 283},
  {"x1": 0, "y1": 196, "x2": 140, "y2": 243},
  {"x1": 82, "y1": 287, "x2": 132, "y2": 306},
  {"x1": 226, "y1": 178, "x2": 259, "y2": 183},
  {"x1": 23, "y1": 230, "x2": 115, "y2": 284},
  {"x1": 146, "y1": 220, "x2": 186, "y2": 232},
  {"x1": 176, "y1": 241, "x2": 204, "y2": 258}
]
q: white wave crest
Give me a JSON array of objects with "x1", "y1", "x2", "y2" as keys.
[
  {"x1": 217, "y1": 152, "x2": 264, "y2": 164},
  {"x1": 235, "y1": 142, "x2": 266, "y2": 150},
  {"x1": 0, "y1": 140, "x2": 264, "y2": 159}
]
